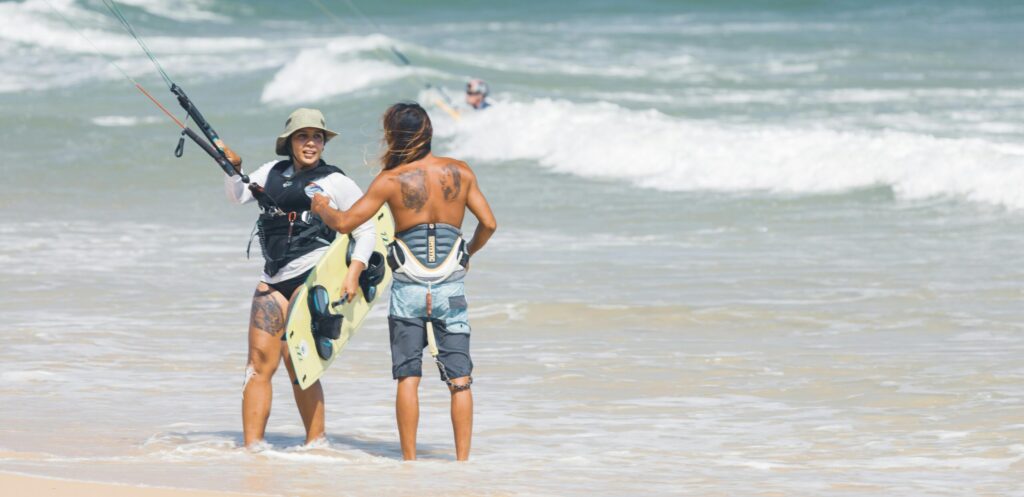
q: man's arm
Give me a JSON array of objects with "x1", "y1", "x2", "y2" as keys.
[
  {"x1": 311, "y1": 173, "x2": 393, "y2": 234},
  {"x1": 465, "y1": 172, "x2": 497, "y2": 256}
]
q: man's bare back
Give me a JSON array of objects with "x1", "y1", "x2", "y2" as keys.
[
  {"x1": 387, "y1": 155, "x2": 473, "y2": 232},
  {"x1": 313, "y1": 152, "x2": 495, "y2": 256}
]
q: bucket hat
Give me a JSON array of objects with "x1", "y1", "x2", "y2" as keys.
[{"x1": 276, "y1": 108, "x2": 338, "y2": 156}]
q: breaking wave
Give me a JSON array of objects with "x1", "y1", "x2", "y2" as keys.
[
  {"x1": 259, "y1": 35, "x2": 438, "y2": 105},
  {"x1": 435, "y1": 98, "x2": 1024, "y2": 209}
]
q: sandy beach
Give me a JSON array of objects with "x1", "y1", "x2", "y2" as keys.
[{"x1": 1, "y1": 472, "x2": 269, "y2": 497}]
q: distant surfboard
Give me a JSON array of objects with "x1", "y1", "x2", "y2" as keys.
[{"x1": 285, "y1": 206, "x2": 394, "y2": 390}]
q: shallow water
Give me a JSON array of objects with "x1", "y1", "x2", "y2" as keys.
[{"x1": 2, "y1": 1, "x2": 1024, "y2": 495}]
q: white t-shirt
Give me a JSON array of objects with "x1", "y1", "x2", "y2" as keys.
[{"x1": 225, "y1": 160, "x2": 377, "y2": 284}]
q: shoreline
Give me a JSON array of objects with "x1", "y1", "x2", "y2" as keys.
[{"x1": 0, "y1": 471, "x2": 273, "y2": 497}]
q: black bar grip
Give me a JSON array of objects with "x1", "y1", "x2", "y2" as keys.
[
  {"x1": 171, "y1": 83, "x2": 222, "y2": 147},
  {"x1": 182, "y1": 127, "x2": 240, "y2": 179}
]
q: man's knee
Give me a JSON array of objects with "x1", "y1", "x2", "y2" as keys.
[
  {"x1": 396, "y1": 376, "x2": 421, "y2": 393},
  {"x1": 447, "y1": 376, "x2": 472, "y2": 394},
  {"x1": 397, "y1": 376, "x2": 421, "y2": 385}
]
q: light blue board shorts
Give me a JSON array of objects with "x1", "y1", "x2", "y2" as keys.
[{"x1": 387, "y1": 279, "x2": 472, "y2": 380}]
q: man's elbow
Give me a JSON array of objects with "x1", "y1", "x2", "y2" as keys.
[
  {"x1": 482, "y1": 219, "x2": 497, "y2": 233},
  {"x1": 322, "y1": 214, "x2": 349, "y2": 234},
  {"x1": 333, "y1": 222, "x2": 354, "y2": 234}
]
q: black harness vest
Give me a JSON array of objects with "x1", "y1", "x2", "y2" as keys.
[{"x1": 253, "y1": 160, "x2": 345, "y2": 276}]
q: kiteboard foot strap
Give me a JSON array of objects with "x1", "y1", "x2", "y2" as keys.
[{"x1": 308, "y1": 285, "x2": 343, "y2": 361}]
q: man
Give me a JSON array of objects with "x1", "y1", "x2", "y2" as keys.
[
  {"x1": 465, "y1": 78, "x2": 491, "y2": 110},
  {"x1": 310, "y1": 102, "x2": 497, "y2": 461}
]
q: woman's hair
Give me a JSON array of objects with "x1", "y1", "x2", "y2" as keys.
[{"x1": 381, "y1": 102, "x2": 432, "y2": 170}]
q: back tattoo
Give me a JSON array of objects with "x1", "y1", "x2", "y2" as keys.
[
  {"x1": 400, "y1": 168, "x2": 428, "y2": 212},
  {"x1": 439, "y1": 163, "x2": 462, "y2": 201}
]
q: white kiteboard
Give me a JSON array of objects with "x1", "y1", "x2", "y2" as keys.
[{"x1": 285, "y1": 206, "x2": 394, "y2": 389}]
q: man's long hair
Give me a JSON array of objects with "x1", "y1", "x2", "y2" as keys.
[{"x1": 381, "y1": 102, "x2": 433, "y2": 170}]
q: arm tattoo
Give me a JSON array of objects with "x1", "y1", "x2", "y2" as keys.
[
  {"x1": 251, "y1": 288, "x2": 284, "y2": 335},
  {"x1": 439, "y1": 163, "x2": 462, "y2": 201},
  {"x1": 399, "y1": 168, "x2": 428, "y2": 212}
]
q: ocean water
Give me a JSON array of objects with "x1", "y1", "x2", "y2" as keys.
[{"x1": 2, "y1": 0, "x2": 1024, "y2": 495}]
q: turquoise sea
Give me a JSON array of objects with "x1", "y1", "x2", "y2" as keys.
[{"x1": 1, "y1": 1, "x2": 1023, "y2": 495}]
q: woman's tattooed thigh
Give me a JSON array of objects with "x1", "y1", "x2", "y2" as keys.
[{"x1": 251, "y1": 288, "x2": 284, "y2": 335}]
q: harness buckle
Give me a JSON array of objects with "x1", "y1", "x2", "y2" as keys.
[{"x1": 286, "y1": 211, "x2": 297, "y2": 245}]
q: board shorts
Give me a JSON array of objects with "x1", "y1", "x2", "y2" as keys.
[{"x1": 388, "y1": 279, "x2": 472, "y2": 380}]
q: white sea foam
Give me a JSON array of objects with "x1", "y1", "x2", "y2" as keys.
[
  {"x1": 92, "y1": 115, "x2": 162, "y2": 127},
  {"x1": 0, "y1": 1, "x2": 280, "y2": 93},
  {"x1": 0, "y1": 50, "x2": 117, "y2": 92},
  {"x1": 261, "y1": 58, "x2": 412, "y2": 104},
  {"x1": 582, "y1": 88, "x2": 1024, "y2": 107},
  {"x1": 457, "y1": 53, "x2": 652, "y2": 79},
  {"x1": 261, "y1": 37, "x2": 437, "y2": 105},
  {"x1": 821, "y1": 455, "x2": 1024, "y2": 472},
  {"x1": 434, "y1": 97, "x2": 1024, "y2": 209},
  {"x1": 0, "y1": 1, "x2": 138, "y2": 56},
  {"x1": 0, "y1": 14, "x2": 265, "y2": 56},
  {"x1": 430, "y1": 18, "x2": 842, "y2": 36},
  {"x1": 676, "y1": 21, "x2": 845, "y2": 35},
  {"x1": 17, "y1": 0, "x2": 227, "y2": 24},
  {"x1": 0, "y1": 371, "x2": 60, "y2": 383},
  {"x1": 113, "y1": 0, "x2": 230, "y2": 23}
]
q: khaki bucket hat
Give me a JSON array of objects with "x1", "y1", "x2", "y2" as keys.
[{"x1": 275, "y1": 108, "x2": 338, "y2": 156}]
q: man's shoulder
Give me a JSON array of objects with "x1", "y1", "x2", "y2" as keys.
[
  {"x1": 372, "y1": 168, "x2": 405, "y2": 193},
  {"x1": 376, "y1": 167, "x2": 403, "y2": 181},
  {"x1": 432, "y1": 157, "x2": 474, "y2": 174}
]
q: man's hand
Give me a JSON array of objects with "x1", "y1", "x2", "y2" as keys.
[
  {"x1": 214, "y1": 139, "x2": 242, "y2": 173},
  {"x1": 311, "y1": 193, "x2": 332, "y2": 217}
]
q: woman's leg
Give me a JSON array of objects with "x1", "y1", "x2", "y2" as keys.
[
  {"x1": 281, "y1": 285, "x2": 326, "y2": 445},
  {"x1": 242, "y1": 283, "x2": 288, "y2": 447}
]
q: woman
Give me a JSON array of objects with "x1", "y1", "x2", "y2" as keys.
[
  {"x1": 309, "y1": 102, "x2": 497, "y2": 461},
  {"x1": 220, "y1": 108, "x2": 377, "y2": 448}
]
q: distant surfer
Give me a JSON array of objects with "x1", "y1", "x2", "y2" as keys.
[
  {"x1": 465, "y1": 79, "x2": 491, "y2": 110},
  {"x1": 219, "y1": 108, "x2": 377, "y2": 448},
  {"x1": 310, "y1": 102, "x2": 497, "y2": 461}
]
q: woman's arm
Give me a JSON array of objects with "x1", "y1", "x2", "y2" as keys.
[{"x1": 223, "y1": 146, "x2": 274, "y2": 205}]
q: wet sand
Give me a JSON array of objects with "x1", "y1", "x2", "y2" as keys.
[{"x1": 0, "y1": 472, "x2": 272, "y2": 497}]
